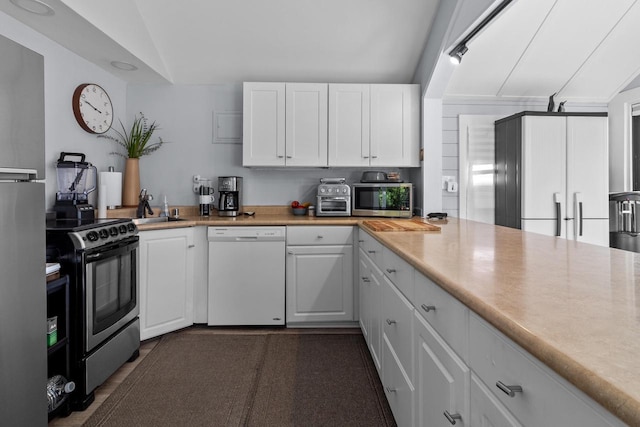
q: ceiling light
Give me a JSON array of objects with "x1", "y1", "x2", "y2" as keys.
[
  {"x1": 449, "y1": 44, "x2": 468, "y2": 65},
  {"x1": 447, "y1": 0, "x2": 512, "y2": 65},
  {"x1": 110, "y1": 61, "x2": 138, "y2": 71},
  {"x1": 10, "y1": 0, "x2": 54, "y2": 16}
]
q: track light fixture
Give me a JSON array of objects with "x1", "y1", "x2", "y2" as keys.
[{"x1": 448, "y1": 0, "x2": 512, "y2": 65}]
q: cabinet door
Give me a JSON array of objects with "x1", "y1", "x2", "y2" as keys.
[
  {"x1": 370, "y1": 84, "x2": 420, "y2": 167},
  {"x1": 470, "y1": 373, "x2": 522, "y2": 427},
  {"x1": 243, "y1": 82, "x2": 286, "y2": 166},
  {"x1": 521, "y1": 116, "x2": 566, "y2": 220},
  {"x1": 359, "y1": 248, "x2": 372, "y2": 342},
  {"x1": 285, "y1": 83, "x2": 328, "y2": 166},
  {"x1": 286, "y1": 244, "x2": 353, "y2": 323},
  {"x1": 328, "y1": 84, "x2": 370, "y2": 166},
  {"x1": 414, "y1": 311, "x2": 469, "y2": 427},
  {"x1": 139, "y1": 228, "x2": 194, "y2": 340}
]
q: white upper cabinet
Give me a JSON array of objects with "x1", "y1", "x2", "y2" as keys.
[
  {"x1": 328, "y1": 84, "x2": 371, "y2": 166},
  {"x1": 243, "y1": 82, "x2": 286, "y2": 166},
  {"x1": 285, "y1": 83, "x2": 328, "y2": 166},
  {"x1": 244, "y1": 82, "x2": 421, "y2": 168},
  {"x1": 243, "y1": 82, "x2": 327, "y2": 167},
  {"x1": 370, "y1": 84, "x2": 420, "y2": 167}
]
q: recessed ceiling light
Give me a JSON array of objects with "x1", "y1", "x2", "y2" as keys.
[
  {"x1": 110, "y1": 61, "x2": 138, "y2": 71},
  {"x1": 10, "y1": 0, "x2": 54, "y2": 16}
]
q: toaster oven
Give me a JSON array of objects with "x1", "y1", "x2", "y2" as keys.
[
  {"x1": 352, "y1": 183, "x2": 413, "y2": 218},
  {"x1": 316, "y1": 178, "x2": 351, "y2": 217}
]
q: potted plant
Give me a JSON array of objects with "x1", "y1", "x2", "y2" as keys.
[{"x1": 99, "y1": 113, "x2": 164, "y2": 206}]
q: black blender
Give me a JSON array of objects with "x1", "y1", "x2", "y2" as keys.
[{"x1": 53, "y1": 152, "x2": 97, "y2": 220}]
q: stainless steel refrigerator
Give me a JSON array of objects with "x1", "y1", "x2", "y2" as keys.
[{"x1": 0, "y1": 34, "x2": 47, "y2": 425}]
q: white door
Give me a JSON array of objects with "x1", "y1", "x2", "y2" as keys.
[
  {"x1": 285, "y1": 83, "x2": 328, "y2": 166},
  {"x1": 521, "y1": 116, "x2": 566, "y2": 220},
  {"x1": 566, "y1": 116, "x2": 609, "y2": 220},
  {"x1": 328, "y1": 84, "x2": 370, "y2": 166},
  {"x1": 139, "y1": 229, "x2": 194, "y2": 340},
  {"x1": 242, "y1": 82, "x2": 286, "y2": 166},
  {"x1": 370, "y1": 84, "x2": 420, "y2": 167},
  {"x1": 286, "y1": 244, "x2": 353, "y2": 323},
  {"x1": 459, "y1": 115, "x2": 502, "y2": 224}
]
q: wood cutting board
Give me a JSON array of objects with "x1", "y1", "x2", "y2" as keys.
[{"x1": 363, "y1": 219, "x2": 441, "y2": 232}]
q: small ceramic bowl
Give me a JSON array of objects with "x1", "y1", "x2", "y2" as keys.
[{"x1": 292, "y1": 207, "x2": 308, "y2": 216}]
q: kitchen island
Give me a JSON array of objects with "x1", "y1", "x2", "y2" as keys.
[{"x1": 116, "y1": 207, "x2": 639, "y2": 424}]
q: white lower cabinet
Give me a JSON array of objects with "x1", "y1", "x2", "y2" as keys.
[
  {"x1": 383, "y1": 335, "x2": 414, "y2": 427},
  {"x1": 286, "y1": 226, "x2": 354, "y2": 324},
  {"x1": 138, "y1": 228, "x2": 195, "y2": 340},
  {"x1": 414, "y1": 311, "x2": 469, "y2": 427}
]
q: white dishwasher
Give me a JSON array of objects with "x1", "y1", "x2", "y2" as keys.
[{"x1": 207, "y1": 226, "x2": 286, "y2": 325}]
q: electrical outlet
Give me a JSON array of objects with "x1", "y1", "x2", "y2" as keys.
[
  {"x1": 193, "y1": 175, "x2": 201, "y2": 183},
  {"x1": 442, "y1": 176, "x2": 455, "y2": 190},
  {"x1": 193, "y1": 183, "x2": 200, "y2": 193}
]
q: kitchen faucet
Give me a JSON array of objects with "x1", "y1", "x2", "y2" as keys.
[{"x1": 137, "y1": 189, "x2": 154, "y2": 218}]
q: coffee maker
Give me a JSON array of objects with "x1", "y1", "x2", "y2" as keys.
[
  {"x1": 53, "y1": 152, "x2": 97, "y2": 220},
  {"x1": 218, "y1": 176, "x2": 242, "y2": 217}
]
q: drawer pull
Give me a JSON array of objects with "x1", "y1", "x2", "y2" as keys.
[
  {"x1": 421, "y1": 304, "x2": 436, "y2": 312},
  {"x1": 362, "y1": 277, "x2": 370, "y2": 283},
  {"x1": 386, "y1": 319, "x2": 396, "y2": 325},
  {"x1": 368, "y1": 250, "x2": 376, "y2": 254},
  {"x1": 386, "y1": 268, "x2": 396, "y2": 273},
  {"x1": 384, "y1": 386, "x2": 396, "y2": 393},
  {"x1": 358, "y1": 239, "x2": 364, "y2": 242},
  {"x1": 188, "y1": 244, "x2": 195, "y2": 248},
  {"x1": 443, "y1": 411, "x2": 462, "y2": 425},
  {"x1": 496, "y1": 381, "x2": 523, "y2": 397},
  {"x1": 317, "y1": 235, "x2": 323, "y2": 239}
]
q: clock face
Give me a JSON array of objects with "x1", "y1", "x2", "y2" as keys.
[{"x1": 72, "y1": 84, "x2": 113, "y2": 134}]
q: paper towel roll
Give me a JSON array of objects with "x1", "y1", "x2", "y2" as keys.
[
  {"x1": 99, "y1": 171, "x2": 122, "y2": 209},
  {"x1": 98, "y1": 184, "x2": 107, "y2": 218}
]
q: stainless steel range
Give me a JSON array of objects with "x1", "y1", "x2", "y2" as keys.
[
  {"x1": 316, "y1": 178, "x2": 351, "y2": 216},
  {"x1": 46, "y1": 218, "x2": 140, "y2": 410}
]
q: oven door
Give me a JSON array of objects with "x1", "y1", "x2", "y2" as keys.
[{"x1": 85, "y1": 238, "x2": 139, "y2": 352}]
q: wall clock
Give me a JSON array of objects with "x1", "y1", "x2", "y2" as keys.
[{"x1": 72, "y1": 83, "x2": 113, "y2": 134}]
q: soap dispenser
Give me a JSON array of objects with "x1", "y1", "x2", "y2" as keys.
[{"x1": 160, "y1": 195, "x2": 170, "y2": 217}]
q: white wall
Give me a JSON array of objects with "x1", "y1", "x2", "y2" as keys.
[
  {"x1": 127, "y1": 84, "x2": 415, "y2": 207},
  {"x1": 0, "y1": 11, "x2": 128, "y2": 210},
  {"x1": 608, "y1": 86, "x2": 640, "y2": 192},
  {"x1": 441, "y1": 98, "x2": 608, "y2": 217}
]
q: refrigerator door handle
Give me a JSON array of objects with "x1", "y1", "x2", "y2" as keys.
[
  {"x1": 574, "y1": 192, "x2": 583, "y2": 237},
  {"x1": 554, "y1": 193, "x2": 562, "y2": 237}
]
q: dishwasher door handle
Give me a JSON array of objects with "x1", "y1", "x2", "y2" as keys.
[{"x1": 234, "y1": 236, "x2": 259, "y2": 241}]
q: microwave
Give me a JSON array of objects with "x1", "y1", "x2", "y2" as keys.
[{"x1": 352, "y1": 183, "x2": 413, "y2": 218}]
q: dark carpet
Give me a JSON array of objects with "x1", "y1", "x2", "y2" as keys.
[{"x1": 84, "y1": 329, "x2": 396, "y2": 427}]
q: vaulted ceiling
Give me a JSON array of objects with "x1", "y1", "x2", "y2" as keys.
[
  {"x1": 2, "y1": 0, "x2": 640, "y2": 104},
  {"x1": 444, "y1": 0, "x2": 640, "y2": 103}
]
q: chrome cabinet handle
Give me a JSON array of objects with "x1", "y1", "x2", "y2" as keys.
[
  {"x1": 277, "y1": 155, "x2": 284, "y2": 158},
  {"x1": 386, "y1": 319, "x2": 396, "y2": 325},
  {"x1": 358, "y1": 239, "x2": 364, "y2": 242},
  {"x1": 386, "y1": 268, "x2": 396, "y2": 273},
  {"x1": 361, "y1": 277, "x2": 370, "y2": 283},
  {"x1": 187, "y1": 244, "x2": 195, "y2": 248},
  {"x1": 363, "y1": 156, "x2": 370, "y2": 159},
  {"x1": 421, "y1": 304, "x2": 436, "y2": 312},
  {"x1": 496, "y1": 381, "x2": 523, "y2": 397},
  {"x1": 443, "y1": 411, "x2": 462, "y2": 425},
  {"x1": 384, "y1": 386, "x2": 396, "y2": 393},
  {"x1": 371, "y1": 155, "x2": 378, "y2": 159},
  {"x1": 317, "y1": 235, "x2": 323, "y2": 239},
  {"x1": 287, "y1": 251, "x2": 293, "y2": 255},
  {"x1": 554, "y1": 192, "x2": 562, "y2": 237},
  {"x1": 368, "y1": 250, "x2": 376, "y2": 254},
  {"x1": 286, "y1": 155, "x2": 292, "y2": 159}
]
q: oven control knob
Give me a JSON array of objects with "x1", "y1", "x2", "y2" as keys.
[
  {"x1": 320, "y1": 188, "x2": 325, "y2": 193},
  {"x1": 127, "y1": 223, "x2": 136, "y2": 232},
  {"x1": 119, "y1": 225, "x2": 128, "y2": 234},
  {"x1": 109, "y1": 226, "x2": 118, "y2": 236},
  {"x1": 99, "y1": 229, "x2": 109, "y2": 239},
  {"x1": 87, "y1": 231, "x2": 99, "y2": 242}
]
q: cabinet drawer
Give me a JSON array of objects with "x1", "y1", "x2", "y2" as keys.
[
  {"x1": 358, "y1": 229, "x2": 383, "y2": 265},
  {"x1": 287, "y1": 226, "x2": 353, "y2": 245},
  {"x1": 469, "y1": 314, "x2": 623, "y2": 427},
  {"x1": 382, "y1": 335, "x2": 413, "y2": 427},
  {"x1": 381, "y1": 247, "x2": 414, "y2": 300},
  {"x1": 413, "y1": 272, "x2": 468, "y2": 362},
  {"x1": 382, "y1": 277, "x2": 413, "y2": 379}
]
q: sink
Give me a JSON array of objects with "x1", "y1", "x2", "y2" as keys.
[
  {"x1": 132, "y1": 217, "x2": 186, "y2": 225},
  {"x1": 132, "y1": 217, "x2": 169, "y2": 225}
]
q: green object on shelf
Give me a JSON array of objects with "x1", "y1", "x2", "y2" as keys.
[{"x1": 47, "y1": 316, "x2": 58, "y2": 347}]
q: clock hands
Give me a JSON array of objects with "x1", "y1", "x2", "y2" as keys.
[{"x1": 84, "y1": 100, "x2": 102, "y2": 114}]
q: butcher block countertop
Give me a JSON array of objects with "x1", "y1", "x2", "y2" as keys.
[
  {"x1": 361, "y1": 218, "x2": 640, "y2": 426},
  {"x1": 110, "y1": 206, "x2": 639, "y2": 423}
]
